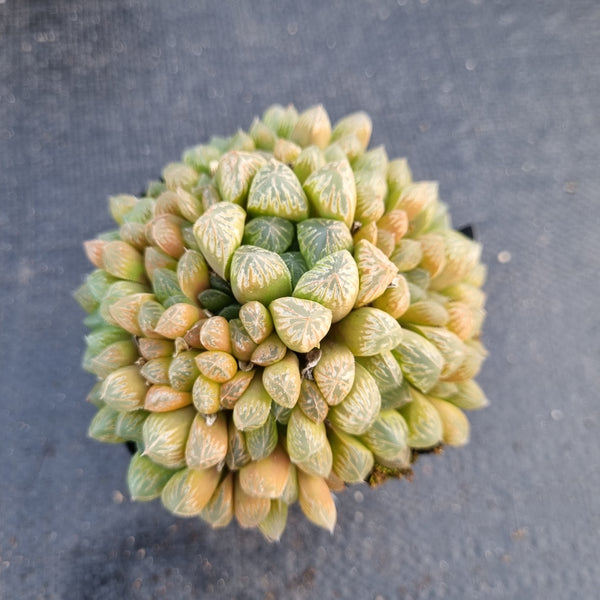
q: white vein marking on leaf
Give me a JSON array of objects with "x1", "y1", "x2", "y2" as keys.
[{"x1": 236, "y1": 252, "x2": 284, "y2": 290}]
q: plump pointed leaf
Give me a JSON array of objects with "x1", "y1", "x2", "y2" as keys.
[
  {"x1": 293, "y1": 146, "x2": 326, "y2": 184},
  {"x1": 233, "y1": 375, "x2": 272, "y2": 431},
  {"x1": 313, "y1": 340, "x2": 355, "y2": 406},
  {"x1": 399, "y1": 389, "x2": 443, "y2": 449},
  {"x1": 269, "y1": 297, "x2": 332, "y2": 354},
  {"x1": 220, "y1": 370, "x2": 255, "y2": 409},
  {"x1": 245, "y1": 413, "x2": 278, "y2": 461},
  {"x1": 293, "y1": 250, "x2": 359, "y2": 322},
  {"x1": 371, "y1": 274, "x2": 410, "y2": 319},
  {"x1": 185, "y1": 412, "x2": 228, "y2": 469},
  {"x1": 411, "y1": 326, "x2": 466, "y2": 379},
  {"x1": 192, "y1": 373, "x2": 221, "y2": 414},
  {"x1": 243, "y1": 216, "x2": 295, "y2": 253},
  {"x1": 298, "y1": 379, "x2": 329, "y2": 424},
  {"x1": 228, "y1": 318, "x2": 258, "y2": 361},
  {"x1": 446, "y1": 379, "x2": 489, "y2": 411},
  {"x1": 214, "y1": 150, "x2": 266, "y2": 205},
  {"x1": 195, "y1": 350, "x2": 238, "y2": 383},
  {"x1": 102, "y1": 241, "x2": 146, "y2": 283},
  {"x1": 250, "y1": 333, "x2": 287, "y2": 367},
  {"x1": 199, "y1": 472, "x2": 234, "y2": 528},
  {"x1": 262, "y1": 351, "x2": 302, "y2": 408},
  {"x1": 332, "y1": 111, "x2": 372, "y2": 150},
  {"x1": 334, "y1": 307, "x2": 403, "y2": 357},
  {"x1": 154, "y1": 303, "x2": 201, "y2": 339},
  {"x1": 303, "y1": 160, "x2": 356, "y2": 227},
  {"x1": 328, "y1": 363, "x2": 381, "y2": 435},
  {"x1": 88, "y1": 405, "x2": 125, "y2": 443},
  {"x1": 161, "y1": 466, "x2": 220, "y2": 517},
  {"x1": 259, "y1": 500, "x2": 289, "y2": 542},
  {"x1": 392, "y1": 329, "x2": 444, "y2": 393},
  {"x1": 298, "y1": 471, "x2": 336, "y2": 533},
  {"x1": 109, "y1": 293, "x2": 155, "y2": 336},
  {"x1": 169, "y1": 351, "x2": 201, "y2": 391},
  {"x1": 239, "y1": 444, "x2": 291, "y2": 498},
  {"x1": 329, "y1": 428, "x2": 374, "y2": 484},
  {"x1": 353, "y1": 169, "x2": 386, "y2": 225},
  {"x1": 280, "y1": 252, "x2": 308, "y2": 288},
  {"x1": 356, "y1": 351, "x2": 404, "y2": 401},
  {"x1": 234, "y1": 477, "x2": 271, "y2": 528},
  {"x1": 359, "y1": 410, "x2": 409, "y2": 462},
  {"x1": 142, "y1": 406, "x2": 196, "y2": 469},
  {"x1": 177, "y1": 250, "x2": 210, "y2": 303},
  {"x1": 247, "y1": 161, "x2": 309, "y2": 221},
  {"x1": 296, "y1": 218, "x2": 353, "y2": 269},
  {"x1": 239, "y1": 301, "x2": 274, "y2": 345},
  {"x1": 127, "y1": 452, "x2": 177, "y2": 502},
  {"x1": 353, "y1": 240, "x2": 398, "y2": 308},
  {"x1": 100, "y1": 365, "x2": 147, "y2": 412},
  {"x1": 115, "y1": 410, "x2": 149, "y2": 444},
  {"x1": 144, "y1": 385, "x2": 192, "y2": 413},
  {"x1": 225, "y1": 416, "x2": 251, "y2": 470},
  {"x1": 199, "y1": 316, "x2": 232, "y2": 353},
  {"x1": 230, "y1": 246, "x2": 292, "y2": 305},
  {"x1": 291, "y1": 104, "x2": 332, "y2": 149},
  {"x1": 193, "y1": 202, "x2": 246, "y2": 280},
  {"x1": 286, "y1": 407, "x2": 328, "y2": 465},
  {"x1": 428, "y1": 397, "x2": 470, "y2": 447}
]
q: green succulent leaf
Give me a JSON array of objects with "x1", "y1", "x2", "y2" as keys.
[
  {"x1": 269, "y1": 297, "x2": 332, "y2": 354},
  {"x1": 292, "y1": 250, "x2": 359, "y2": 323},
  {"x1": 193, "y1": 202, "x2": 246, "y2": 280},
  {"x1": 230, "y1": 246, "x2": 292, "y2": 305},
  {"x1": 296, "y1": 218, "x2": 354, "y2": 269},
  {"x1": 243, "y1": 216, "x2": 295, "y2": 253},
  {"x1": 247, "y1": 161, "x2": 309, "y2": 221}
]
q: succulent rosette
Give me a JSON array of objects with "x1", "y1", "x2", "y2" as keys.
[{"x1": 75, "y1": 104, "x2": 488, "y2": 540}]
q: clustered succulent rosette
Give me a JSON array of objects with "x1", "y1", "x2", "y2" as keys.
[{"x1": 75, "y1": 104, "x2": 488, "y2": 540}]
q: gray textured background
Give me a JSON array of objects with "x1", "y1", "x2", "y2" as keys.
[{"x1": 1, "y1": 1, "x2": 599, "y2": 598}]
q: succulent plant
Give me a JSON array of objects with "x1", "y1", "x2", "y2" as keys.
[{"x1": 76, "y1": 104, "x2": 488, "y2": 540}]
